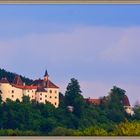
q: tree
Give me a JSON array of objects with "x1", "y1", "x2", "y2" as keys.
[
  {"x1": 109, "y1": 86, "x2": 126, "y2": 107},
  {"x1": 65, "y1": 78, "x2": 85, "y2": 117},
  {"x1": 133, "y1": 102, "x2": 140, "y2": 120},
  {"x1": 0, "y1": 94, "x2": 2, "y2": 104},
  {"x1": 22, "y1": 95, "x2": 30, "y2": 104},
  {"x1": 100, "y1": 86, "x2": 127, "y2": 123}
]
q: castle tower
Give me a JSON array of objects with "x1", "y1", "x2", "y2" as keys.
[
  {"x1": 44, "y1": 69, "x2": 49, "y2": 81},
  {"x1": 123, "y1": 95, "x2": 134, "y2": 115}
]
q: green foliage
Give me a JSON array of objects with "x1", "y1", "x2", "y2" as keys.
[
  {"x1": 0, "y1": 129, "x2": 40, "y2": 136},
  {"x1": 133, "y1": 103, "x2": 140, "y2": 120},
  {"x1": 0, "y1": 74, "x2": 137, "y2": 136},
  {"x1": 65, "y1": 78, "x2": 85, "y2": 117},
  {"x1": 22, "y1": 95, "x2": 30, "y2": 104},
  {"x1": 74, "y1": 126, "x2": 108, "y2": 136},
  {"x1": 0, "y1": 94, "x2": 2, "y2": 104},
  {"x1": 49, "y1": 127, "x2": 74, "y2": 136},
  {"x1": 111, "y1": 120, "x2": 140, "y2": 136},
  {"x1": 100, "y1": 86, "x2": 127, "y2": 123},
  {"x1": 109, "y1": 86, "x2": 125, "y2": 108},
  {"x1": 0, "y1": 68, "x2": 33, "y2": 85}
]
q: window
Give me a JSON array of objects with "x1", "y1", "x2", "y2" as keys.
[
  {"x1": 45, "y1": 95, "x2": 47, "y2": 98},
  {"x1": 32, "y1": 90, "x2": 34, "y2": 92},
  {"x1": 40, "y1": 93, "x2": 42, "y2": 96},
  {"x1": 0, "y1": 90, "x2": 2, "y2": 94},
  {"x1": 55, "y1": 102, "x2": 57, "y2": 105},
  {"x1": 12, "y1": 95, "x2": 14, "y2": 98},
  {"x1": 32, "y1": 96, "x2": 34, "y2": 98},
  {"x1": 12, "y1": 90, "x2": 14, "y2": 93},
  {"x1": 50, "y1": 96, "x2": 52, "y2": 99},
  {"x1": 55, "y1": 90, "x2": 57, "y2": 93},
  {"x1": 40, "y1": 98, "x2": 42, "y2": 100},
  {"x1": 55, "y1": 96, "x2": 57, "y2": 99},
  {"x1": 45, "y1": 99, "x2": 47, "y2": 102},
  {"x1": 50, "y1": 90, "x2": 52, "y2": 93},
  {"x1": 28, "y1": 90, "x2": 29, "y2": 92}
]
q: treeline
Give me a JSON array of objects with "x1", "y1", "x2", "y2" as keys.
[
  {"x1": 0, "y1": 68, "x2": 33, "y2": 85},
  {"x1": 0, "y1": 78, "x2": 140, "y2": 135}
]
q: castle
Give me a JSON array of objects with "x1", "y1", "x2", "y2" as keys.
[{"x1": 0, "y1": 70, "x2": 59, "y2": 107}]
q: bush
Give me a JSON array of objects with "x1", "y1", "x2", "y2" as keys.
[
  {"x1": 0, "y1": 129, "x2": 40, "y2": 136},
  {"x1": 74, "y1": 126, "x2": 108, "y2": 136},
  {"x1": 111, "y1": 120, "x2": 140, "y2": 136},
  {"x1": 49, "y1": 127, "x2": 75, "y2": 136}
]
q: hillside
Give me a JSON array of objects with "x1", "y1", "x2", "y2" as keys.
[{"x1": 0, "y1": 68, "x2": 33, "y2": 85}]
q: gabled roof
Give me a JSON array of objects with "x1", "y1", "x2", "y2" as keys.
[
  {"x1": 12, "y1": 75, "x2": 23, "y2": 86},
  {"x1": 32, "y1": 79, "x2": 59, "y2": 89},
  {"x1": 47, "y1": 80, "x2": 59, "y2": 88},
  {"x1": 11, "y1": 84, "x2": 37, "y2": 90},
  {"x1": 0, "y1": 77, "x2": 9, "y2": 83},
  {"x1": 85, "y1": 98, "x2": 101, "y2": 105},
  {"x1": 122, "y1": 95, "x2": 130, "y2": 106}
]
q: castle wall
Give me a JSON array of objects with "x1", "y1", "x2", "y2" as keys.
[
  {"x1": 36, "y1": 88, "x2": 59, "y2": 107},
  {"x1": 23, "y1": 89, "x2": 36, "y2": 101},
  {"x1": 0, "y1": 83, "x2": 59, "y2": 107},
  {"x1": 0, "y1": 83, "x2": 23, "y2": 102}
]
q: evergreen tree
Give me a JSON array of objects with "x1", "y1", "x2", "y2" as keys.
[
  {"x1": 65, "y1": 78, "x2": 85, "y2": 117},
  {"x1": 106, "y1": 86, "x2": 126, "y2": 123}
]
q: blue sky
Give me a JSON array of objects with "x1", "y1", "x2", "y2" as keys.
[{"x1": 0, "y1": 4, "x2": 140, "y2": 106}]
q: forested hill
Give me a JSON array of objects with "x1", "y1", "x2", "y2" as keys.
[{"x1": 0, "y1": 68, "x2": 33, "y2": 85}]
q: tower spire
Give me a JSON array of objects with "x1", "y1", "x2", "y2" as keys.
[
  {"x1": 44, "y1": 69, "x2": 49, "y2": 81},
  {"x1": 44, "y1": 69, "x2": 49, "y2": 77}
]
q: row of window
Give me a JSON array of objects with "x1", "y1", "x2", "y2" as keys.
[
  {"x1": 9, "y1": 90, "x2": 57, "y2": 95},
  {"x1": 39, "y1": 93, "x2": 57, "y2": 98},
  {"x1": 11, "y1": 95, "x2": 57, "y2": 100},
  {"x1": 1, "y1": 89, "x2": 58, "y2": 94},
  {"x1": 10, "y1": 96, "x2": 57, "y2": 106},
  {"x1": 40, "y1": 96, "x2": 57, "y2": 99}
]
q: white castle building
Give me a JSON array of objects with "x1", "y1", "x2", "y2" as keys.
[{"x1": 0, "y1": 70, "x2": 59, "y2": 107}]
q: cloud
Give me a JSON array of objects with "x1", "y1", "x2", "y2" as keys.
[
  {"x1": 100, "y1": 27, "x2": 140, "y2": 63},
  {"x1": 0, "y1": 25, "x2": 139, "y2": 76}
]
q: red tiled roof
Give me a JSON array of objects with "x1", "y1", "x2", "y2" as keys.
[
  {"x1": 12, "y1": 84, "x2": 37, "y2": 90},
  {"x1": 122, "y1": 95, "x2": 130, "y2": 106},
  {"x1": 85, "y1": 98, "x2": 101, "y2": 105},
  {"x1": 32, "y1": 79, "x2": 59, "y2": 89},
  {"x1": 47, "y1": 80, "x2": 59, "y2": 88}
]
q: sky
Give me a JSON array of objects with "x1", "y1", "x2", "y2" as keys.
[{"x1": 0, "y1": 4, "x2": 140, "y2": 106}]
